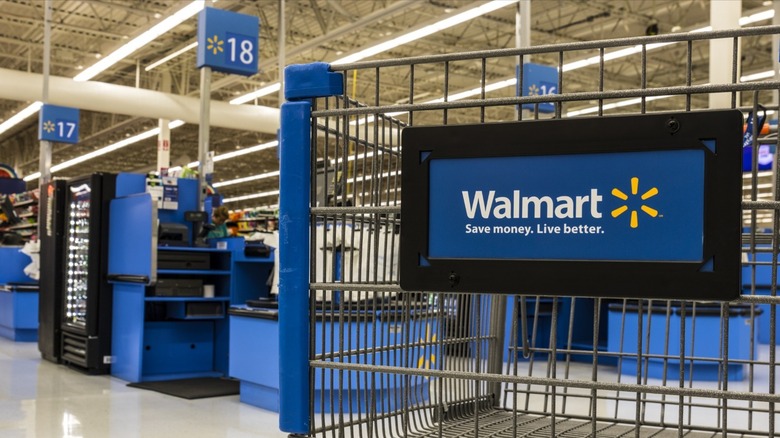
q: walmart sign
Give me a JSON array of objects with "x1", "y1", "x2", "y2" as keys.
[
  {"x1": 428, "y1": 150, "x2": 704, "y2": 262},
  {"x1": 401, "y1": 111, "x2": 742, "y2": 300}
]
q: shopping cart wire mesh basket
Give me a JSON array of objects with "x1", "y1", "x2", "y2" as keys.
[{"x1": 278, "y1": 26, "x2": 780, "y2": 438}]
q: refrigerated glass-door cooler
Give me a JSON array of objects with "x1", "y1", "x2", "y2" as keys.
[{"x1": 60, "y1": 173, "x2": 115, "y2": 374}]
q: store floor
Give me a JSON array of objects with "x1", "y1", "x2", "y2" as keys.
[
  {"x1": 2, "y1": 336, "x2": 777, "y2": 437},
  {"x1": 0, "y1": 337, "x2": 287, "y2": 438}
]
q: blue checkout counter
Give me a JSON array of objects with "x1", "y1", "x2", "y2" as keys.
[
  {"x1": 607, "y1": 301, "x2": 757, "y2": 381},
  {"x1": 743, "y1": 248, "x2": 778, "y2": 344},
  {"x1": 0, "y1": 246, "x2": 37, "y2": 342},
  {"x1": 229, "y1": 303, "x2": 437, "y2": 413},
  {"x1": 108, "y1": 175, "x2": 275, "y2": 382}
]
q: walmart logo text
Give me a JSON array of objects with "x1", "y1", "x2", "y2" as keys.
[{"x1": 462, "y1": 189, "x2": 603, "y2": 220}]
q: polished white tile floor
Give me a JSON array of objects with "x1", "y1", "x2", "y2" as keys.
[
  {"x1": 0, "y1": 337, "x2": 287, "y2": 438},
  {"x1": 2, "y1": 335, "x2": 777, "y2": 437}
]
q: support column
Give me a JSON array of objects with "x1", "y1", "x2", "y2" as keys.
[
  {"x1": 157, "y1": 71, "x2": 172, "y2": 175},
  {"x1": 278, "y1": 0, "x2": 286, "y2": 105},
  {"x1": 709, "y1": 0, "x2": 741, "y2": 109},
  {"x1": 38, "y1": 1, "x2": 52, "y2": 185},
  {"x1": 197, "y1": 67, "x2": 212, "y2": 210},
  {"x1": 773, "y1": 0, "x2": 780, "y2": 105}
]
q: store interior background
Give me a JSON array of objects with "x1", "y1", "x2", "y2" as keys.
[{"x1": 0, "y1": 0, "x2": 777, "y2": 214}]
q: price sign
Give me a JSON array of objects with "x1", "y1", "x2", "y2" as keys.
[
  {"x1": 518, "y1": 63, "x2": 558, "y2": 114},
  {"x1": 197, "y1": 7, "x2": 259, "y2": 76},
  {"x1": 38, "y1": 104, "x2": 79, "y2": 144}
]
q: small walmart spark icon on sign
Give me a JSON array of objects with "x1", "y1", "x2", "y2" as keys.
[
  {"x1": 611, "y1": 177, "x2": 659, "y2": 229},
  {"x1": 42, "y1": 120, "x2": 55, "y2": 133},
  {"x1": 207, "y1": 35, "x2": 224, "y2": 55}
]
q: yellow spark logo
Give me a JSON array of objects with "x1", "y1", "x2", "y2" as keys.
[
  {"x1": 42, "y1": 120, "x2": 55, "y2": 133},
  {"x1": 207, "y1": 35, "x2": 224, "y2": 55},
  {"x1": 527, "y1": 84, "x2": 539, "y2": 96},
  {"x1": 611, "y1": 177, "x2": 659, "y2": 229},
  {"x1": 417, "y1": 323, "x2": 437, "y2": 370}
]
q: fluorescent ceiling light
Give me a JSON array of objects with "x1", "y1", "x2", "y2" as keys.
[
  {"x1": 74, "y1": 1, "x2": 205, "y2": 81},
  {"x1": 171, "y1": 139, "x2": 280, "y2": 172},
  {"x1": 146, "y1": 41, "x2": 198, "y2": 71},
  {"x1": 231, "y1": 0, "x2": 517, "y2": 104},
  {"x1": 332, "y1": 1, "x2": 517, "y2": 66},
  {"x1": 223, "y1": 189, "x2": 280, "y2": 203},
  {"x1": 215, "y1": 140, "x2": 278, "y2": 161},
  {"x1": 566, "y1": 95, "x2": 674, "y2": 117},
  {"x1": 565, "y1": 67, "x2": 778, "y2": 118},
  {"x1": 213, "y1": 170, "x2": 280, "y2": 188},
  {"x1": 229, "y1": 83, "x2": 282, "y2": 105},
  {"x1": 740, "y1": 9, "x2": 775, "y2": 26},
  {"x1": 0, "y1": 102, "x2": 42, "y2": 136},
  {"x1": 23, "y1": 120, "x2": 185, "y2": 181},
  {"x1": 741, "y1": 69, "x2": 774, "y2": 82}
]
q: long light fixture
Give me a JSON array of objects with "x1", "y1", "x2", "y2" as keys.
[
  {"x1": 213, "y1": 170, "x2": 279, "y2": 188},
  {"x1": 0, "y1": 102, "x2": 42, "y2": 136},
  {"x1": 565, "y1": 66, "x2": 776, "y2": 117},
  {"x1": 23, "y1": 120, "x2": 185, "y2": 181},
  {"x1": 74, "y1": 1, "x2": 206, "y2": 81},
  {"x1": 223, "y1": 189, "x2": 280, "y2": 203},
  {"x1": 229, "y1": 84, "x2": 282, "y2": 105},
  {"x1": 146, "y1": 41, "x2": 199, "y2": 71},
  {"x1": 214, "y1": 140, "x2": 278, "y2": 161},
  {"x1": 229, "y1": 0, "x2": 518, "y2": 105},
  {"x1": 354, "y1": 8, "x2": 776, "y2": 121},
  {"x1": 168, "y1": 139, "x2": 280, "y2": 172},
  {"x1": 566, "y1": 95, "x2": 675, "y2": 117},
  {"x1": 332, "y1": 1, "x2": 516, "y2": 65}
]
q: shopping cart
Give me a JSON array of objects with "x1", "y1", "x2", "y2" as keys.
[{"x1": 278, "y1": 26, "x2": 780, "y2": 437}]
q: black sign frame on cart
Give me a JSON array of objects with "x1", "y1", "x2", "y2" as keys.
[{"x1": 400, "y1": 110, "x2": 743, "y2": 300}]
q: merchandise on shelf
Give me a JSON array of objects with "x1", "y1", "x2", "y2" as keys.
[{"x1": 0, "y1": 189, "x2": 39, "y2": 242}]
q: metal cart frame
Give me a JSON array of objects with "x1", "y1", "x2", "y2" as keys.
[{"x1": 279, "y1": 26, "x2": 780, "y2": 438}]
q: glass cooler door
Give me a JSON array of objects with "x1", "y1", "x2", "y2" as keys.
[{"x1": 64, "y1": 183, "x2": 92, "y2": 329}]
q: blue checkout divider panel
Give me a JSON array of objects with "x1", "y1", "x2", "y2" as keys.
[
  {"x1": 111, "y1": 282, "x2": 146, "y2": 383},
  {"x1": 108, "y1": 194, "x2": 154, "y2": 283},
  {"x1": 0, "y1": 247, "x2": 34, "y2": 284}
]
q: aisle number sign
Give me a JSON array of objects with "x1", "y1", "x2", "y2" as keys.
[
  {"x1": 197, "y1": 7, "x2": 259, "y2": 76},
  {"x1": 38, "y1": 104, "x2": 79, "y2": 144},
  {"x1": 519, "y1": 63, "x2": 558, "y2": 114}
]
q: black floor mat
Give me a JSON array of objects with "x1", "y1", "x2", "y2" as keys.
[{"x1": 128, "y1": 377, "x2": 239, "y2": 400}]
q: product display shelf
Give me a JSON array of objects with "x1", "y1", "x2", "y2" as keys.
[{"x1": 1, "y1": 189, "x2": 39, "y2": 242}]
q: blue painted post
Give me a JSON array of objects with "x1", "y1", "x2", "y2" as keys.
[
  {"x1": 278, "y1": 100, "x2": 312, "y2": 434},
  {"x1": 278, "y1": 62, "x2": 343, "y2": 434}
]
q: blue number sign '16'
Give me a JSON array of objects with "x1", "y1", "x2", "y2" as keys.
[
  {"x1": 39, "y1": 104, "x2": 79, "y2": 144},
  {"x1": 517, "y1": 63, "x2": 558, "y2": 114},
  {"x1": 197, "y1": 7, "x2": 259, "y2": 77}
]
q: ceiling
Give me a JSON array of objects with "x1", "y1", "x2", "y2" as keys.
[{"x1": 0, "y1": 0, "x2": 775, "y2": 211}]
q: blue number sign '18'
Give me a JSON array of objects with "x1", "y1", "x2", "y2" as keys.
[
  {"x1": 39, "y1": 104, "x2": 80, "y2": 144},
  {"x1": 197, "y1": 7, "x2": 259, "y2": 77}
]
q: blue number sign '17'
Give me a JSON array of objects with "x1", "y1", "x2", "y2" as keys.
[
  {"x1": 39, "y1": 104, "x2": 79, "y2": 144},
  {"x1": 197, "y1": 7, "x2": 259, "y2": 77},
  {"x1": 517, "y1": 63, "x2": 558, "y2": 114}
]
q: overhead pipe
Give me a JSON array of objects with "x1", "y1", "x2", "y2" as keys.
[{"x1": 0, "y1": 67, "x2": 280, "y2": 134}]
